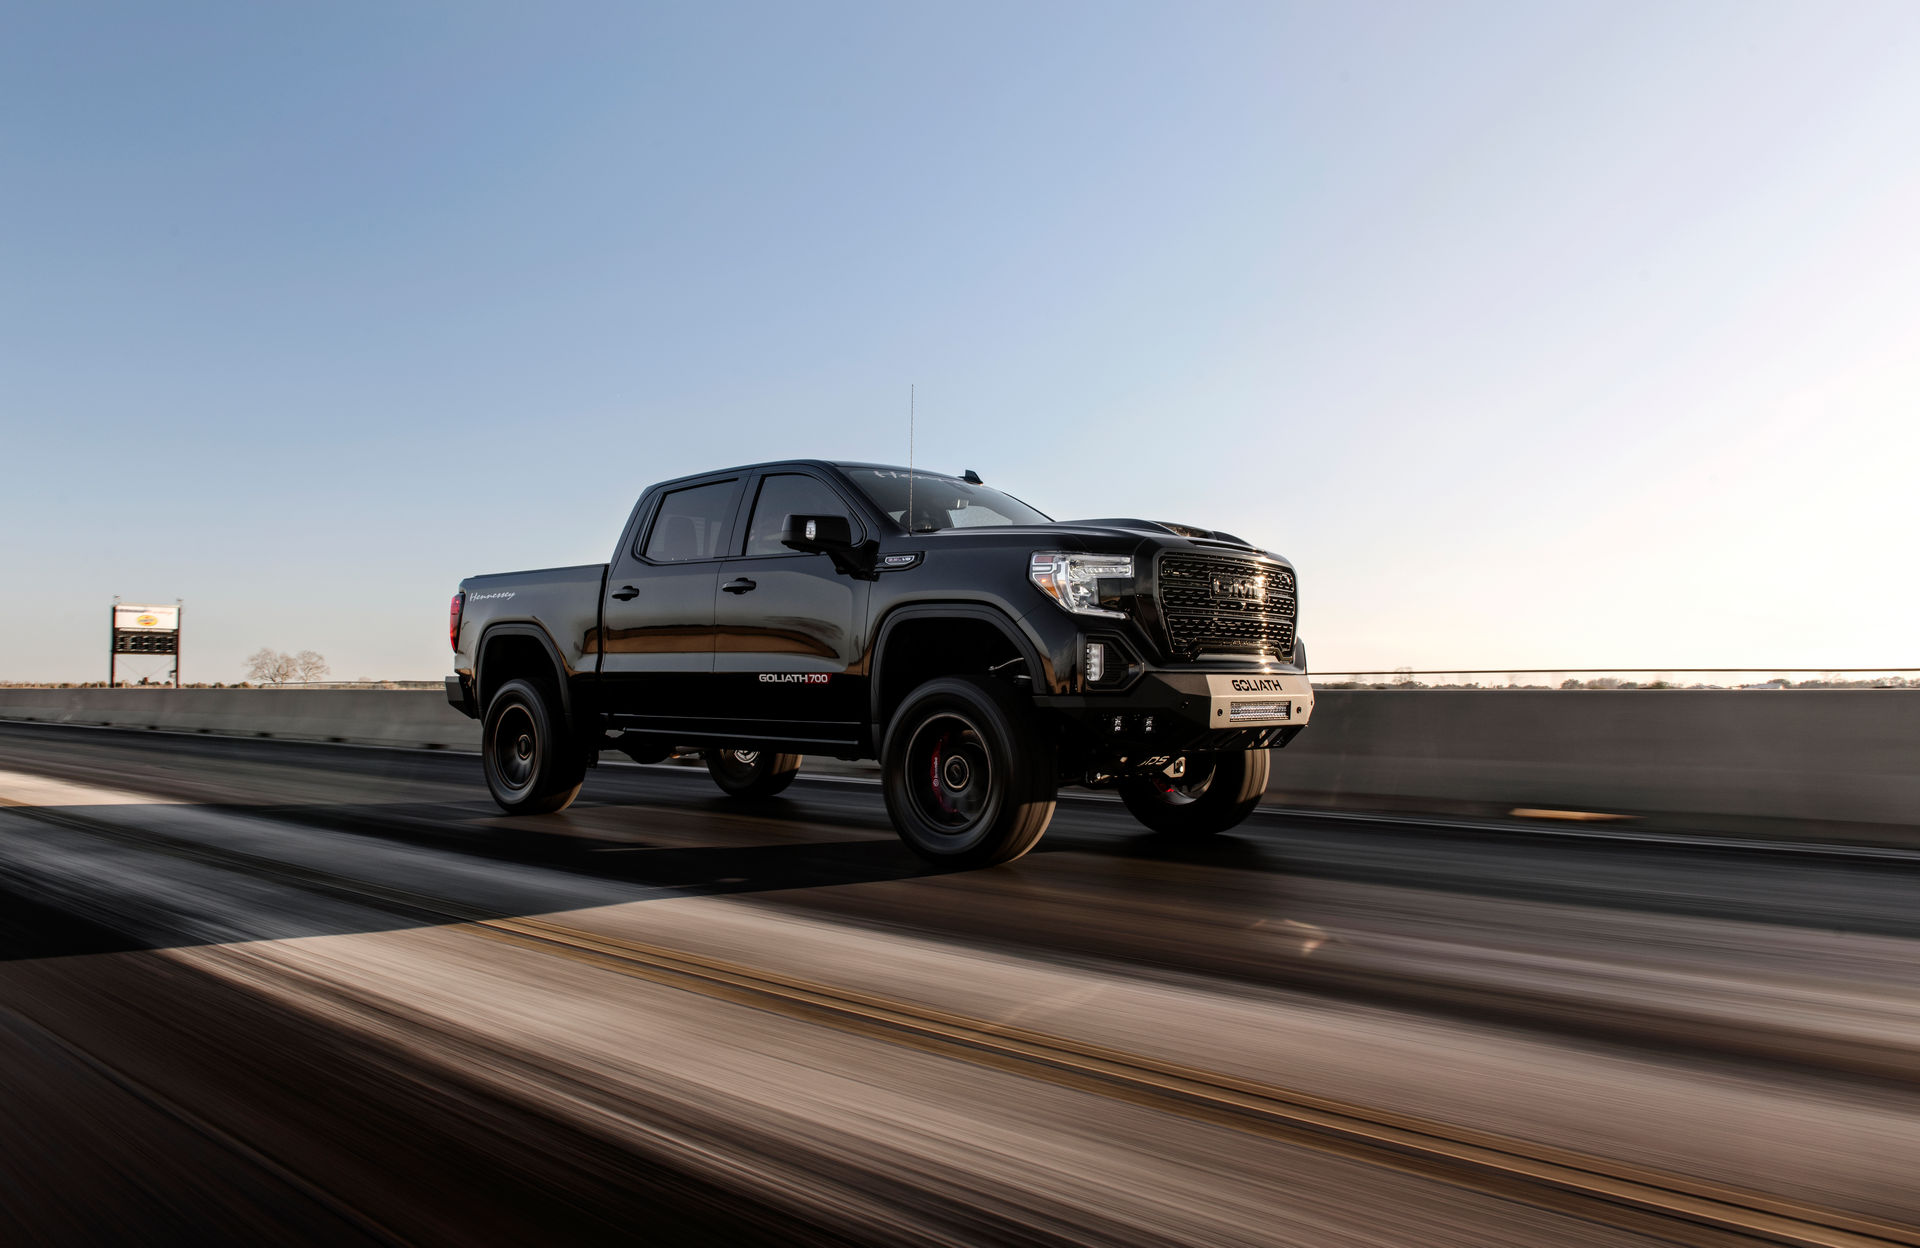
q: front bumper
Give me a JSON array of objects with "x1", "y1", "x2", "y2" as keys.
[{"x1": 1036, "y1": 669, "x2": 1314, "y2": 753}]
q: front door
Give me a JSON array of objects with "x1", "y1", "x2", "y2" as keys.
[
  {"x1": 599, "y1": 476, "x2": 743, "y2": 729},
  {"x1": 711, "y1": 471, "x2": 870, "y2": 746}
]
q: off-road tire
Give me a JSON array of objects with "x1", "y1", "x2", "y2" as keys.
[
  {"x1": 705, "y1": 748, "x2": 802, "y2": 798},
  {"x1": 482, "y1": 678, "x2": 585, "y2": 815},
  {"x1": 1117, "y1": 749, "x2": 1269, "y2": 837},
  {"x1": 881, "y1": 675, "x2": 1056, "y2": 867}
]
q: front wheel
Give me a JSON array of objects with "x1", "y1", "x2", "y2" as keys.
[
  {"x1": 705, "y1": 748, "x2": 801, "y2": 798},
  {"x1": 1117, "y1": 749, "x2": 1270, "y2": 837},
  {"x1": 482, "y1": 678, "x2": 584, "y2": 815},
  {"x1": 881, "y1": 675, "x2": 1056, "y2": 867}
]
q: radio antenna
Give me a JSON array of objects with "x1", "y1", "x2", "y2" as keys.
[{"x1": 907, "y1": 384, "x2": 915, "y2": 532}]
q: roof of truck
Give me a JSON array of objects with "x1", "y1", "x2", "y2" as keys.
[{"x1": 652, "y1": 460, "x2": 969, "y2": 487}]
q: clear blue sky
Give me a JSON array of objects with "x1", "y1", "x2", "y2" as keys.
[{"x1": 4, "y1": 1, "x2": 1916, "y2": 682}]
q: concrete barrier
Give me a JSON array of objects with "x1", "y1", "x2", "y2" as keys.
[
  {"x1": 1274, "y1": 690, "x2": 1920, "y2": 838},
  {"x1": 1, "y1": 687, "x2": 1914, "y2": 840},
  {"x1": 0, "y1": 688, "x2": 479, "y2": 751}
]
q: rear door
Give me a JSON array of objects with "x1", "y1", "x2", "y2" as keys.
[
  {"x1": 710, "y1": 470, "x2": 871, "y2": 746},
  {"x1": 598, "y1": 475, "x2": 743, "y2": 728}
]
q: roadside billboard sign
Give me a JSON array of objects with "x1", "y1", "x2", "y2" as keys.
[
  {"x1": 114, "y1": 604, "x2": 180, "y2": 632},
  {"x1": 110, "y1": 600, "x2": 182, "y2": 685}
]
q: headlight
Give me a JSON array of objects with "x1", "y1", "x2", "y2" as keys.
[{"x1": 1029, "y1": 552, "x2": 1132, "y2": 619}]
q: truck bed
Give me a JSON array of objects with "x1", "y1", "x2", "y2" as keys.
[{"x1": 454, "y1": 562, "x2": 608, "y2": 688}]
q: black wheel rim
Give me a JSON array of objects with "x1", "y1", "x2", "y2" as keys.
[
  {"x1": 492, "y1": 704, "x2": 538, "y2": 794},
  {"x1": 904, "y1": 711, "x2": 994, "y2": 836},
  {"x1": 712, "y1": 748, "x2": 762, "y2": 780},
  {"x1": 1151, "y1": 757, "x2": 1215, "y2": 807}
]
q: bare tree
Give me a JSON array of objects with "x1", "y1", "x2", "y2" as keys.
[
  {"x1": 292, "y1": 650, "x2": 330, "y2": 684},
  {"x1": 244, "y1": 648, "x2": 297, "y2": 686}
]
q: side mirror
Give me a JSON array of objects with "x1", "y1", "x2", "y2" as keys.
[
  {"x1": 780, "y1": 513, "x2": 854, "y2": 553},
  {"x1": 779, "y1": 513, "x2": 878, "y2": 579}
]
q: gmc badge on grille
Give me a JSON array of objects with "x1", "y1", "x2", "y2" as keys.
[{"x1": 1212, "y1": 575, "x2": 1263, "y2": 602}]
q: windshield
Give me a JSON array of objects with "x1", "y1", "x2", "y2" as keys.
[{"x1": 843, "y1": 468, "x2": 1052, "y2": 533}]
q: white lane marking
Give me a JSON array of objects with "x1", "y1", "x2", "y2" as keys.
[
  {"x1": 1253, "y1": 918, "x2": 1332, "y2": 955},
  {"x1": 0, "y1": 768, "x2": 186, "y2": 809}
]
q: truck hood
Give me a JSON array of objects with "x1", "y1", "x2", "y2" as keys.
[
  {"x1": 1059, "y1": 518, "x2": 1257, "y2": 547},
  {"x1": 917, "y1": 519, "x2": 1285, "y2": 565}
]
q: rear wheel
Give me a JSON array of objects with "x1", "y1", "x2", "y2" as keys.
[
  {"x1": 482, "y1": 678, "x2": 584, "y2": 815},
  {"x1": 705, "y1": 748, "x2": 801, "y2": 798},
  {"x1": 882, "y1": 675, "x2": 1056, "y2": 867},
  {"x1": 1117, "y1": 749, "x2": 1269, "y2": 837}
]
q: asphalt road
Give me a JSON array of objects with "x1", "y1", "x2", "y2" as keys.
[{"x1": 3, "y1": 721, "x2": 1918, "y2": 1246}]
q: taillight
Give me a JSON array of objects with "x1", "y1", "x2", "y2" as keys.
[{"x1": 448, "y1": 591, "x2": 465, "y2": 652}]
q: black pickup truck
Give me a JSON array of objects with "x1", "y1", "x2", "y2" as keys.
[{"x1": 447, "y1": 460, "x2": 1313, "y2": 865}]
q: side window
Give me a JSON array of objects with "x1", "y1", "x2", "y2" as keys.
[
  {"x1": 742, "y1": 474, "x2": 850, "y2": 557},
  {"x1": 642, "y1": 481, "x2": 739, "y2": 563}
]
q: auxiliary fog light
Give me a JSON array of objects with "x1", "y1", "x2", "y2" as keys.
[{"x1": 1085, "y1": 642, "x2": 1107, "y2": 684}]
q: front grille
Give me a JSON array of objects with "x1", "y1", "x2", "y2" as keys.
[{"x1": 1156, "y1": 553, "x2": 1297, "y2": 661}]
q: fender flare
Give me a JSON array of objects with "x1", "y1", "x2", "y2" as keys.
[
  {"x1": 475, "y1": 622, "x2": 575, "y2": 720},
  {"x1": 868, "y1": 603, "x2": 1048, "y2": 733}
]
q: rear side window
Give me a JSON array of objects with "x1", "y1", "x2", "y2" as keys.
[
  {"x1": 742, "y1": 474, "x2": 850, "y2": 556},
  {"x1": 643, "y1": 481, "x2": 738, "y2": 562}
]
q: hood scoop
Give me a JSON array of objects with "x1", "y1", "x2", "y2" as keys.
[
  {"x1": 1160, "y1": 522, "x2": 1256, "y2": 548},
  {"x1": 1060, "y1": 519, "x2": 1258, "y2": 548}
]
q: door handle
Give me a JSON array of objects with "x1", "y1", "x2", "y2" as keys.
[
  {"x1": 721, "y1": 577, "x2": 757, "y2": 594},
  {"x1": 611, "y1": 585, "x2": 640, "y2": 601}
]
